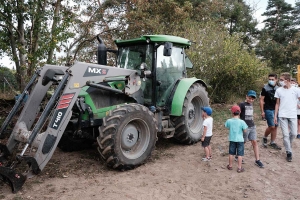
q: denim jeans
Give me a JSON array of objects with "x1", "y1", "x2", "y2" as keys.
[{"x1": 279, "y1": 117, "x2": 297, "y2": 153}]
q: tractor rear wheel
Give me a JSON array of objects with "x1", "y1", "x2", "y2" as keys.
[
  {"x1": 97, "y1": 103, "x2": 157, "y2": 170},
  {"x1": 171, "y1": 83, "x2": 209, "y2": 144}
]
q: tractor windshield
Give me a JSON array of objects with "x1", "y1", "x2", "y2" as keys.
[{"x1": 117, "y1": 44, "x2": 153, "y2": 70}]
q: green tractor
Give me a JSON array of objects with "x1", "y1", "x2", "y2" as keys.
[{"x1": 0, "y1": 35, "x2": 209, "y2": 192}]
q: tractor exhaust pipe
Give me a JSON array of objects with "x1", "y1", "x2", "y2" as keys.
[{"x1": 96, "y1": 36, "x2": 107, "y2": 65}]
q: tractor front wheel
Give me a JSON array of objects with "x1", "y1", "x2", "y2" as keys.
[
  {"x1": 171, "y1": 83, "x2": 209, "y2": 144},
  {"x1": 97, "y1": 103, "x2": 157, "y2": 170}
]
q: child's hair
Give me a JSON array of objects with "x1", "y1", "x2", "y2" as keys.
[
  {"x1": 280, "y1": 72, "x2": 291, "y2": 81},
  {"x1": 233, "y1": 112, "x2": 240, "y2": 116},
  {"x1": 268, "y1": 73, "x2": 277, "y2": 79}
]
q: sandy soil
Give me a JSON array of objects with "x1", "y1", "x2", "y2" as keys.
[{"x1": 1, "y1": 103, "x2": 300, "y2": 199}]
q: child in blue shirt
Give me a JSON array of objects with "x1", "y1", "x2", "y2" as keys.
[{"x1": 225, "y1": 105, "x2": 248, "y2": 173}]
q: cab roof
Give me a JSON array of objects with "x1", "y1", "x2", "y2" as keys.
[{"x1": 115, "y1": 35, "x2": 191, "y2": 47}]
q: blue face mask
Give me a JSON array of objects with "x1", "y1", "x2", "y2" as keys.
[{"x1": 268, "y1": 80, "x2": 275, "y2": 86}]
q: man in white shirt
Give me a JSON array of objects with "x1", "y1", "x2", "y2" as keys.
[{"x1": 274, "y1": 72, "x2": 300, "y2": 162}]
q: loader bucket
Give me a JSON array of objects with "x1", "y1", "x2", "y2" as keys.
[{"x1": 0, "y1": 166, "x2": 26, "y2": 193}]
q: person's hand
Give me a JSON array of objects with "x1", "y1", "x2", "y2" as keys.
[
  {"x1": 201, "y1": 137, "x2": 204, "y2": 142},
  {"x1": 274, "y1": 117, "x2": 277, "y2": 125},
  {"x1": 261, "y1": 112, "x2": 265, "y2": 118}
]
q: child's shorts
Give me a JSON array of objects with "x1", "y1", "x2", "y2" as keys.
[
  {"x1": 229, "y1": 141, "x2": 244, "y2": 156},
  {"x1": 243, "y1": 126, "x2": 256, "y2": 142},
  {"x1": 265, "y1": 110, "x2": 278, "y2": 127},
  {"x1": 202, "y1": 136, "x2": 212, "y2": 147}
]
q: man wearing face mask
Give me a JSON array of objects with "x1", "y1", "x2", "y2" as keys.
[
  {"x1": 274, "y1": 72, "x2": 300, "y2": 162},
  {"x1": 260, "y1": 73, "x2": 281, "y2": 150},
  {"x1": 291, "y1": 78, "x2": 298, "y2": 88}
]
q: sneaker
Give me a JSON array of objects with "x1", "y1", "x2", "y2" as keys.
[
  {"x1": 269, "y1": 143, "x2": 282, "y2": 150},
  {"x1": 255, "y1": 160, "x2": 264, "y2": 168},
  {"x1": 263, "y1": 138, "x2": 267, "y2": 148},
  {"x1": 286, "y1": 153, "x2": 292, "y2": 162},
  {"x1": 202, "y1": 157, "x2": 210, "y2": 162},
  {"x1": 297, "y1": 134, "x2": 300, "y2": 139}
]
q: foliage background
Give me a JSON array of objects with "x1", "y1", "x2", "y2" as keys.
[{"x1": 0, "y1": 0, "x2": 299, "y2": 102}]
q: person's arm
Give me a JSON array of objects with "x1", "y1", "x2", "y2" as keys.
[
  {"x1": 260, "y1": 95, "x2": 265, "y2": 118},
  {"x1": 201, "y1": 126, "x2": 207, "y2": 142},
  {"x1": 274, "y1": 98, "x2": 280, "y2": 125},
  {"x1": 242, "y1": 121, "x2": 248, "y2": 133},
  {"x1": 260, "y1": 88, "x2": 266, "y2": 118}
]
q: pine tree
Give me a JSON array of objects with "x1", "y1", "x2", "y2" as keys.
[{"x1": 256, "y1": 0, "x2": 298, "y2": 70}]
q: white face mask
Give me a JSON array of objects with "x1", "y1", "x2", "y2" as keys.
[
  {"x1": 291, "y1": 83, "x2": 296, "y2": 87},
  {"x1": 280, "y1": 81, "x2": 286, "y2": 87},
  {"x1": 268, "y1": 80, "x2": 275, "y2": 86}
]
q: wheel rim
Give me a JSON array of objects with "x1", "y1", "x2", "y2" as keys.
[
  {"x1": 120, "y1": 119, "x2": 150, "y2": 159},
  {"x1": 187, "y1": 96, "x2": 203, "y2": 133}
]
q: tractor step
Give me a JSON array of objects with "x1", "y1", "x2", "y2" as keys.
[{"x1": 161, "y1": 127, "x2": 175, "y2": 138}]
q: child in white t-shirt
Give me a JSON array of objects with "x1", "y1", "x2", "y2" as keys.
[{"x1": 201, "y1": 106, "x2": 213, "y2": 161}]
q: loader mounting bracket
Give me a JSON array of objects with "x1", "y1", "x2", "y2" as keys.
[{"x1": 16, "y1": 155, "x2": 41, "y2": 175}]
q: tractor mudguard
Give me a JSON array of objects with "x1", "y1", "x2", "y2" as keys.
[{"x1": 170, "y1": 78, "x2": 207, "y2": 116}]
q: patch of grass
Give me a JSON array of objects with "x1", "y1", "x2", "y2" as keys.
[
  {"x1": 211, "y1": 104, "x2": 231, "y2": 128},
  {"x1": 211, "y1": 99, "x2": 262, "y2": 128}
]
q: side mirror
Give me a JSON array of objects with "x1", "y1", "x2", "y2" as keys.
[{"x1": 163, "y1": 42, "x2": 173, "y2": 56}]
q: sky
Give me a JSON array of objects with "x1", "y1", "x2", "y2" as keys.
[{"x1": 0, "y1": 0, "x2": 297, "y2": 69}]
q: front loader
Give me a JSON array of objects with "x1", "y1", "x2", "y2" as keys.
[{"x1": 0, "y1": 35, "x2": 209, "y2": 193}]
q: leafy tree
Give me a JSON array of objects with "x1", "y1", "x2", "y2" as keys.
[
  {"x1": 221, "y1": 0, "x2": 258, "y2": 48},
  {"x1": 186, "y1": 21, "x2": 267, "y2": 102},
  {"x1": 0, "y1": 0, "x2": 75, "y2": 90}
]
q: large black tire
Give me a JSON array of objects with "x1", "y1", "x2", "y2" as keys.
[
  {"x1": 97, "y1": 103, "x2": 157, "y2": 170},
  {"x1": 58, "y1": 130, "x2": 94, "y2": 152},
  {"x1": 171, "y1": 83, "x2": 209, "y2": 144}
]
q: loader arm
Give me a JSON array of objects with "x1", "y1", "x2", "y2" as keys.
[{"x1": 0, "y1": 62, "x2": 141, "y2": 193}]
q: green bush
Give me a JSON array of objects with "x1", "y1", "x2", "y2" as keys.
[
  {"x1": 0, "y1": 67, "x2": 18, "y2": 93},
  {"x1": 185, "y1": 21, "x2": 268, "y2": 103}
]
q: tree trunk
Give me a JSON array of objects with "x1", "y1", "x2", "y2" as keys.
[
  {"x1": 47, "y1": 0, "x2": 62, "y2": 64},
  {"x1": 16, "y1": 1, "x2": 27, "y2": 91}
]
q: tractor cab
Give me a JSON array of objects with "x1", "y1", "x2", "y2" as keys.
[{"x1": 115, "y1": 35, "x2": 193, "y2": 108}]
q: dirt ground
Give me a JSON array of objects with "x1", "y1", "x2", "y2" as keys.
[{"x1": 1, "y1": 106, "x2": 300, "y2": 199}]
